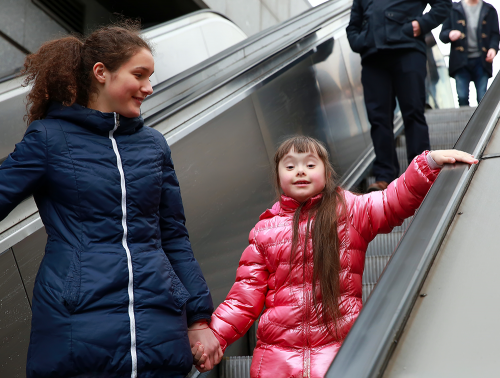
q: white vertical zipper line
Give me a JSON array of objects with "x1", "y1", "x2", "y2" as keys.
[{"x1": 109, "y1": 113, "x2": 138, "y2": 378}]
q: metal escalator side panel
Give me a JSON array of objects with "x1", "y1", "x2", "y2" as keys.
[{"x1": 0, "y1": 248, "x2": 32, "y2": 377}]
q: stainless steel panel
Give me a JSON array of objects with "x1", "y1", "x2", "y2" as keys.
[
  {"x1": 172, "y1": 98, "x2": 274, "y2": 308},
  {"x1": 11, "y1": 228, "x2": 47, "y2": 305},
  {"x1": 171, "y1": 97, "x2": 272, "y2": 359},
  {"x1": 0, "y1": 80, "x2": 29, "y2": 162},
  {"x1": 252, "y1": 36, "x2": 367, "y2": 178},
  {"x1": 0, "y1": 248, "x2": 31, "y2": 378}
]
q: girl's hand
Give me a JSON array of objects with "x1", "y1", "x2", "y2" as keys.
[
  {"x1": 430, "y1": 150, "x2": 479, "y2": 166},
  {"x1": 191, "y1": 342, "x2": 207, "y2": 369},
  {"x1": 188, "y1": 321, "x2": 223, "y2": 372}
]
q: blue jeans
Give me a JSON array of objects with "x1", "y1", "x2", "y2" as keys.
[{"x1": 455, "y1": 57, "x2": 489, "y2": 106}]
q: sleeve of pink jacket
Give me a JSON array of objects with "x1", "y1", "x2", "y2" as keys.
[
  {"x1": 349, "y1": 151, "x2": 441, "y2": 243},
  {"x1": 209, "y1": 227, "x2": 269, "y2": 351}
]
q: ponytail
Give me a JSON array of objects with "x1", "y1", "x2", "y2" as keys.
[
  {"x1": 22, "y1": 36, "x2": 83, "y2": 124},
  {"x1": 21, "y1": 19, "x2": 152, "y2": 125}
]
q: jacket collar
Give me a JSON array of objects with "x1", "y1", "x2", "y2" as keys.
[
  {"x1": 46, "y1": 102, "x2": 144, "y2": 135},
  {"x1": 260, "y1": 194, "x2": 323, "y2": 220},
  {"x1": 456, "y1": 0, "x2": 491, "y2": 19}
]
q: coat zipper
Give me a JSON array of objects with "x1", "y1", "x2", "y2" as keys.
[{"x1": 109, "y1": 113, "x2": 138, "y2": 378}]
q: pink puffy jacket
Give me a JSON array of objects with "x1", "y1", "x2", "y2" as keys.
[{"x1": 210, "y1": 152, "x2": 440, "y2": 378}]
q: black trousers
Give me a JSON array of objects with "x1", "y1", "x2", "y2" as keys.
[{"x1": 361, "y1": 49, "x2": 431, "y2": 183}]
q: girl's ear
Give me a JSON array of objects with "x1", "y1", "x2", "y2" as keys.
[{"x1": 93, "y1": 62, "x2": 107, "y2": 84}]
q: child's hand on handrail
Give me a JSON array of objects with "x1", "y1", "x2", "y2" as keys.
[{"x1": 430, "y1": 150, "x2": 479, "y2": 166}]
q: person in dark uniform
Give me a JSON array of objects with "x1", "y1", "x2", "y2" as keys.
[
  {"x1": 347, "y1": 0, "x2": 452, "y2": 192},
  {"x1": 440, "y1": 0, "x2": 499, "y2": 106}
]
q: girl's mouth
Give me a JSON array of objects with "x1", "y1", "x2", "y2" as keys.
[
  {"x1": 294, "y1": 181, "x2": 310, "y2": 185},
  {"x1": 132, "y1": 96, "x2": 144, "y2": 105}
]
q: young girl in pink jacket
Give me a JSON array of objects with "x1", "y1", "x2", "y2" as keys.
[{"x1": 193, "y1": 136, "x2": 477, "y2": 377}]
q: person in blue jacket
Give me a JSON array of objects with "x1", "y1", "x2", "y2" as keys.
[
  {"x1": 0, "y1": 21, "x2": 222, "y2": 377},
  {"x1": 439, "y1": 0, "x2": 500, "y2": 106}
]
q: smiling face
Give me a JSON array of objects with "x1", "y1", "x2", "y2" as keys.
[
  {"x1": 278, "y1": 148, "x2": 327, "y2": 203},
  {"x1": 89, "y1": 48, "x2": 154, "y2": 118}
]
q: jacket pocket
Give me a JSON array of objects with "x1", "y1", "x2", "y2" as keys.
[
  {"x1": 163, "y1": 254, "x2": 191, "y2": 308},
  {"x1": 385, "y1": 11, "x2": 414, "y2": 44},
  {"x1": 61, "y1": 249, "x2": 81, "y2": 313}
]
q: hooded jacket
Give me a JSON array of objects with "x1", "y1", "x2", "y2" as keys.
[
  {"x1": 210, "y1": 152, "x2": 439, "y2": 378},
  {"x1": 0, "y1": 103, "x2": 213, "y2": 378},
  {"x1": 439, "y1": 1, "x2": 499, "y2": 78},
  {"x1": 347, "y1": 0, "x2": 452, "y2": 60}
]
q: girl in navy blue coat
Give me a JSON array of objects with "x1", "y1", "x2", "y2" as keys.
[{"x1": 0, "y1": 22, "x2": 221, "y2": 377}]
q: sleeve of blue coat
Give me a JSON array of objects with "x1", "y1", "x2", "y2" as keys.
[
  {"x1": 158, "y1": 138, "x2": 214, "y2": 326},
  {"x1": 0, "y1": 121, "x2": 47, "y2": 222}
]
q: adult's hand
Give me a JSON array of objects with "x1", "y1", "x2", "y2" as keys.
[
  {"x1": 412, "y1": 20, "x2": 421, "y2": 37},
  {"x1": 486, "y1": 48, "x2": 497, "y2": 63},
  {"x1": 188, "y1": 322, "x2": 223, "y2": 372},
  {"x1": 449, "y1": 30, "x2": 462, "y2": 42}
]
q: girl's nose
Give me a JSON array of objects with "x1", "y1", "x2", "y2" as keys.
[{"x1": 142, "y1": 81, "x2": 153, "y2": 96}]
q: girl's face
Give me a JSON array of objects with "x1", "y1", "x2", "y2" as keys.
[
  {"x1": 278, "y1": 148, "x2": 326, "y2": 203},
  {"x1": 93, "y1": 48, "x2": 154, "y2": 118}
]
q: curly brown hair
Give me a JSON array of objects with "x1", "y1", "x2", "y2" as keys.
[{"x1": 21, "y1": 20, "x2": 152, "y2": 125}]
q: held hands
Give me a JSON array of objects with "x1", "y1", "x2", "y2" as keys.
[
  {"x1": 412, "y1": 20, "x2": 421, "y2": 37},
  {"x1": 486, "y1": 48, "x2": 497, "y2": 63},
  {"x1": 188, "y1": 321, "x2": 223, "y2": 372},
  {"x1": 449, "y1": 30, "x2": 462, "y2": 42},
  {"x1": 429, "y1": 150, "x2": 479, "y2": 166}
]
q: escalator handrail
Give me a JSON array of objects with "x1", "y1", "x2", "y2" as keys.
[
  {"x1": 141, "y1": 0, "x2": 352, "y2": 126},
  {"x1": 326, "y1": 74, "x2": 500, "y2": 377}
]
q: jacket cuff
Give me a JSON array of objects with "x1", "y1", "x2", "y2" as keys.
[
  {"x1": 188, "y1": 313, "x2": 212, "y2": 327},
  {"x1": 416, "y1": 151, "x2": 441, "y2": 181},
  {"x1": 426, "y1": 151, "x2": 443, "y2": 170},
  {"x1": 211, "y1": 329, "x2": 228, "y2": 353},
  {"x1": 415, "y1": 16, "x2": 432, "y2": 35}
]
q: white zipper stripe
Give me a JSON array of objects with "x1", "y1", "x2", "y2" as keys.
[{"x1": 109, "y1": 113, "x2": 138, "y2": 378}]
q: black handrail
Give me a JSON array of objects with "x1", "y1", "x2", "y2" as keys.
[{"x1": 326, "y1": 74, "x2": 500, "y2": 377}]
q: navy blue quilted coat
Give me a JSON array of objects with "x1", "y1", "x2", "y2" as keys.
[{"x1": 0, "y1": 103, "x2": 213, "y2": 377}]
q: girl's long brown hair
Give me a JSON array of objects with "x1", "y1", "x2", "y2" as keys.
[
  {"x1": 274, "y1": 136, "x2": 345, "y2": 336},
  {"x1": 21, "y1": 19, "x2": 152, "y2": 125}
]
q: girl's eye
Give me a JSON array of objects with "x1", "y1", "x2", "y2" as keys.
[
  {"x1": 307, "y1": 164, "x2": 315, "y2": 168},
  {"x1": 134, "y1": 73, "x2": 142, "y2": 78},
  {"x1": 286, "y1": 166, "x2": 294, "y2": 170}
]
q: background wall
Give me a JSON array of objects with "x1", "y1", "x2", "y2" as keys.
[
  {"x1": 0, "y1": 0, "x2": 66, "y2": 78},
  {"x1": 203, "y1": 0, "x2": 312, "y2": 36}
]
